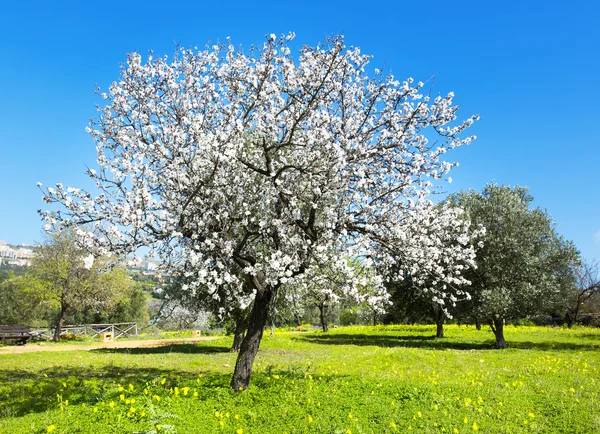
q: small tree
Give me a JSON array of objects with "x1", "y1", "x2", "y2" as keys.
[
  {"x1": 564, "y1": 260, "x2": 600, "y2": 327},
  {"x1": 41, "y1": 34, "x2": 479, "y2": 389},
  {"x1": 448, "y1": 184, "x2": 579, "y2": 348},
  {"x1": 30, "y1": 231, "x2": 127, "y2": 340},
  {"x1": 384, "y1": 203, "x2": 484, "y2": 337}
]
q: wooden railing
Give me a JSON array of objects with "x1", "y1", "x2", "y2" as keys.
[{"x1": 31, "y1": 323, "x2": 138, "y2": 339}]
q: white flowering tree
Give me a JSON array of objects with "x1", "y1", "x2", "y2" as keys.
[
  {"x1": 285, "y1": 256, "x2": 389, "y2": 332},
  {"x1": 384, "y1": 204, "x2": 485, "y2": 337},
  {"x1": 40, "y1": 34, "x2": 479, "y2": 390}
]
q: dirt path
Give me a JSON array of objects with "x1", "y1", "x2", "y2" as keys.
[{"x1": 0, "y1": 337, "x2": 221, "y2": 354}]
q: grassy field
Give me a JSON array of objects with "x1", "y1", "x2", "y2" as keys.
[{"x1": 0, "y1": 324, "x2": 599, "y2": 433}]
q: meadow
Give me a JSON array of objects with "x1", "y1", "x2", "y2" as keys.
[{"x1": 0, "y1": 324, "x2": 599, "y2": 433}]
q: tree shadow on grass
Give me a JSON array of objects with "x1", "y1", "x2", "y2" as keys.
[
  {"x1": 0, "y1": 364, "x2": 233, "y2": 418},
  {"x1": 90, "y1": 344, "x2": 231, "y2": 355},
  {"x1": 294, "y1": 333, "x2": 600, "y2": 352}
]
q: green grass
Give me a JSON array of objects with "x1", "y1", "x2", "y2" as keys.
[{"x1": 1, "y1": 324, "x2": 599, "y2": 433}]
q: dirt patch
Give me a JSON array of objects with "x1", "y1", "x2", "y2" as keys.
[{"x1": 0, "y1": 337, "x2": 221, "y2": 354}]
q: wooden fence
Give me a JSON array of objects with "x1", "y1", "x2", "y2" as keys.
[{"x1": 32, "y1": 323, "x2": 138, "y2": 339}]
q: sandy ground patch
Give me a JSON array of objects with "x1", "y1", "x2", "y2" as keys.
[{"x1": 0, "y1": 336, "x2": 221, "y2": 354}]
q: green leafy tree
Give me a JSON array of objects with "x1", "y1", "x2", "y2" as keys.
[
  {"x1": 448, "y1": 184, "x2": 579, "y2": 348},
  {"x1": 0, "y1": 275, "x2": 52, "y2": 325},
  {"x1": 30, "y1": 231, "x2": 128, "y2": 340},
  {"x1": 68, "y1": 277, "x2": 149, "y2": 326}
]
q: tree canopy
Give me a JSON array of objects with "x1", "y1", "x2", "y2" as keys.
[
  {"x1": 40, "y1": 34, "x2": 479, "y2": 389},
  {"x1": 448, "y1": 184, "x2": 579, "y2": 347}
]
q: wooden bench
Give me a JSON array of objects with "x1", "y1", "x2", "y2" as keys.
[{"x1": 0, "y1": 325, "x2": 33, "y2": 345}]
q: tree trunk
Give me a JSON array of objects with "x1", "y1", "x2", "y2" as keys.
[
  {"x1": 565, "y1": 309, "x2": 576, "y2": 328},
  {"x1": 435, "y1": 318, "x2": 444, "y2": 338},
  {"x1": 434, "y1": 308, "x2": 445, "y2": 338},
  {"x1": 475, "y1": 319, "x2": 482, "y2": 331},
  {"x1": 295, "y1": 313, "x2": 302, "y2": 327},
  {"x1": 490, "y1": 316, "x2": 507, "y2": 349},
  {"x1": 230, "y1": 314, "x2": 247, "y2": 353},
  {"x1": 372, "y1": 311, "x2": 378, "y2": 326},
  {"x1": 318, "y1": 302, "x2": 329, "y2": 332},
  {"x1": 230, "y1": 288, "x2": 272, "y2": 390},
  {"x1": 53, "y1": 305, "x2": 68, "y2": 342}
]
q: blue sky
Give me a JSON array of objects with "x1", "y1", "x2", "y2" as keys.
[{"x1": 0, "y1": 0, "x2": 598, "y2": 261}]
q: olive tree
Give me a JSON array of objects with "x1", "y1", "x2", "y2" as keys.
[{"x1": 448, "y1": 184, "x2": 579, "y2": 348}]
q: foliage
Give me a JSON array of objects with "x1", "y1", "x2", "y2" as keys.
[
  {"x1": 29, "y1": 230, "x2": 131, "y2": 338},
  {"x1": 447, "y1": 184, "x2": 580, "y2": 346},
  {"x1": 564, "y1": 260, "x2": 600, "y2": 327},
  {"x1": 1, "y1": 325, "x2": 599, "y2": 433},
  {"x1": 448, "y1": 184, "x2": 579, "y2": 320},
  {"x1": 0, "y1": 265, "x2": 27, "y2": 281},
  {"x1": 0, "y1": 275, "x2": 53, "y2": 325},
  {"x1": 69, "y1": 281, "x2": 150, "y2": 326}
]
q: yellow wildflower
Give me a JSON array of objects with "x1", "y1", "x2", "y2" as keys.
[{"x1": 46, "y1": 425, "x2": 56, "y2": 433}]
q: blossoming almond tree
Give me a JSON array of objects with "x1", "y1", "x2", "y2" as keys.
[{"x1": 40, "y1": 34, "x2": 479, "y2": 390}]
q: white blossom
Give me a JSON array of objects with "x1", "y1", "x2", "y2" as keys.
[{"x1": 40, "y1": 34, "x2": 479, "y2": 318}]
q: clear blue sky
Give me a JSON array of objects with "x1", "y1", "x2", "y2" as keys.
[{"x1": 1, "y1": 0, "x2": 598, "y2": 261}]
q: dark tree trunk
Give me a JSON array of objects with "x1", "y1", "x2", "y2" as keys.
[
  {"x1": 53, "y1": 304, "x2": 68, "y2": 342},
  {"x1": 565, "y1": 310, "x2": 576, "y2": 328},
  {"x1": 434, "y1": 307, "x2": 445, "y2": 338},
  {"x1": 490, "y1": 316, "x2": 507, "y2": 349},
  {"x1": 230, "y1": 288, "x2": 272, "y2": 390},
  {"x1": 475, "y1": 319, "x2": 482, "y2": 331},
  {"x1": 318, "y1": 302, "x2": 329, "y2": 332},
  {"x1": 372, "y1": 311, "x2": 378, "y2": 326},
  {"x1": 230, "y1": 314, "x2": 247, "y2": 353},
  {"x1": 435, "y1": 318, "x2": 444, "y2": 338},
  {"x1": 295, "y1": 314, "x2": 302, "y2": 327}
]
